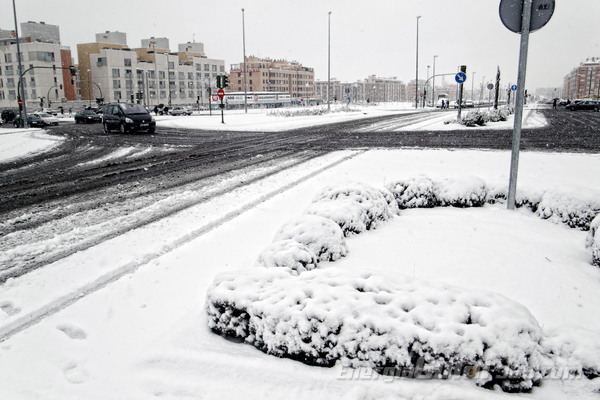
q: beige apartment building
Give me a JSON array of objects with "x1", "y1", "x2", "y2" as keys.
[
  {"x1": 229, "y1": 56, "x2": 314, "y2": 101},
  {"x1": 563, "y1": 57, "x2": 600, "y2": 100},
  {"x1": 315, "y1": 75, "x2": 406, "y2": 104}
]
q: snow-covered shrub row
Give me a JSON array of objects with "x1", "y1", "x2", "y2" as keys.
[
  {"x1": 484, "y1": 179, "x2": 545, "y2": 211},
  {"x1": 206, "y1": 266, "x2": 545, "y2": 392},
  {"x1": 488, "y1": 108, "x2": 511, "y2": 122},
  {"x1": 266, "y1": 106, "x2": 360, "y2": 118},
  {"x1": 460, "y1": 110, "x2": 489, "y2": 127},
  {"x1": 537, "y1": 186, "x2": 600, "y2": 231},
  {"x1": 254, "y1": 239, "x2": 319, "y2": 276},
  {"x1": 586, "y1": 215, "x2": 600, "y2": 266},
  {"x1": 386, "y1": 175, "x2": 487, "y2": 209},
  {"x1": 541, "y1": 325, "x2": 600, "y2": 379},
  {"x1": 304, "y1": 182, "x2": 396, "y2": 236},
  {"x1": 273, "y1": 215, "x2": 347, "y2": 262}
]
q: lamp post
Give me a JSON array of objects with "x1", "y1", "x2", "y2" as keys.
[
  {"x1": 471, "y1": 71, "x2": 476, "y2": 101},
  {"x1": 242, "y1": 8, "x2": 247, "y2": 113},
  {"x1": 426, "y1": 65, "x2": 430, "y2": 107},
  {"x1": 12, "y1": 0, "x2": 27, "y2": 127},
  {"x1": 328, "y1": 11, "x2": 332, "y2": 112},
  {"x1": 415, "y1": 15, "x2": 421, "y2": 109},
  {"x1": 480, "y1": 75, "x2": 486, "y2": 104},
  {"x1": 432, "y1": 55, "x2": 438, "y2": 108},
  {"x1": 87, "y1": 69, "x2": 92, "y2": 107},
  {"x1": 150, "y1": 38, "x2": 160, "y2": 107}
]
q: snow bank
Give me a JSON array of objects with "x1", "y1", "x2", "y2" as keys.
[
  {"x1": 304, "y1": 182, "x2": 395, "y2": 236},
  {"x1": 206, "y1": 266, "x2": 545, "y2": 392},
  {"x1": 273, "y1": 215, "x2": 347, "y2": 262},
  {"x1": 586, "y1": 215, "x2": 600, "y2": 266},
  {"x1": 386, "y1": 175, "x2": 487, "y2": 209},
  {"x1": 542, "y1": 325, "x2": 600, "y2": 379},
  {"x1": 537, "y1": 186, "x2": 600, "y2": 230}
]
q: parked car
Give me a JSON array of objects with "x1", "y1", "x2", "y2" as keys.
[
  {"x1": 31, "y1": 112, "x2": 59, "y2": 126},
  {"x1": 74, "y1": 110, "x2": 102, "y2": 124},
  {"x1": 566, "y1": 100, "x2": 599, "y2": 112},
  {"x1": 464, "y1": 100, "x2": 475, "y2": 108},
  {"x1": 40, "y1": 108, "x2": 59, "y2": 116},
  {"x1": 12, "y1": 114, "x2": 48, "y2": 128},
  {"x1": 102, "y1": 103, "x2": 156, "y2": 133},
  {"x1": 169, "y1": 106, "x2": 192, "y2": 116},
  {"x1": 1, "y1": 109, "x2": 17, "y2": 123}
]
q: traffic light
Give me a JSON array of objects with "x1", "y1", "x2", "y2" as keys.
[
  {"x1": 53, "y1": 65, "x2": 56, "y2": 72},
  {"x1": 69, "y1": 65, "x2": 76, "y2": 76},
  {"x1": 222, "y1": 76, "x2": 229, "y2": 88},
  {"x1": 460, "y1": 65, "x2": 467, "y2": 74},
  {"x1": 216, "y1": 76, "x2": 222, "y2": 88}
]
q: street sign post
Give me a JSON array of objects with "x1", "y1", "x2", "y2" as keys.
[
  {"x1": 217, "y1": 89, "x2": 225, "y2": 124},
  {"x1": 455, "y1": 68, "x2": 467, "y2": 120},
  {"x1": 487, "y1": 83, "x2": 494, "y2": 90},
  {"x1": 511, "y1": 85, "x2": 517, "y2": 91},
  {"x1": 501, "y1": 0, "x2": 554, "y2": 210}
]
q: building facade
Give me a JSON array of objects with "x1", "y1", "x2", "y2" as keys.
[
  {"x1": 563, "y1": 58, "x2": 600, "y2": 100},
  {"x1": 78, "y1": 32, "x2": 225, "y2": 107},
  {"x1": 315, "y1": 75, "x2": 406, "y2": 105},
  {"x1": 229, "y1": 56, "x2": 314, "y2": 101},
  {"x1": 0, "y1": 21, "x2": 75, "y2": 110}
]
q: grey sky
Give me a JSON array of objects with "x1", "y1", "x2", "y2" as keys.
[{"x1": 3, "y1": 0, "x2": 598, "y2": 92}]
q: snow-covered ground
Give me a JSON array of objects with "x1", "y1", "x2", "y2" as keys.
[{"x1": 1, "y1": 105, "x2": 599, "y2": 399}]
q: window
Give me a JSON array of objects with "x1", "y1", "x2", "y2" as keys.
[
  {"x1": 149, "y1": 71, "x2": 155, "y2": 79},
  {"x1": 196, "y1": 64, "x2": 201, "y2": 71},
  {"x1": 31, "y1": 89, "x2": 36, "y2": 99},
  {"x1": 204, "y1": 64, "x2": 209, "y2": 71},
  {"x1": 124, "y1": 58, "x2": 131, "y2": 67},
  {"x1": 196, "y1": 73, "x2": 201, "y2": 80},
  {"x1": 8, "y1": 89, "x2": 16, "y2": 99},
  {"x1": 125, "y1": 80, "x2": 133, "y2": 89},
  {"x1": 188, "y1": 81, "x2": 194, "y2": 89},
  {"x1": 4, "y1": 53, "x2": 11, "y2": 63},
  {"x1": 112, "y1": 69, "x2": 120, "y2": 78},
  {"x1": 168, "y1": 61, "x2": 174, "y2": 69},
  {"x1": 220, "y1": 65, "x2": 225, "y2": 72},
  {"x1": 6, "y1": 78, "x2": 14, "y2": 88},
  {"x1": 97, "y1": 57, "x2": 107, "y2": 67},
  {"x1": 6, "y1": 65, "x2": 13, "y2": 75},
  {"x1": 36, "y1": 52, "x2": 55, "y2": 62},
  {"x1": 160, "y1": 91, "x2": 166, "y2": 98},
  {"x1": 0, "y1": 91, "x2": 4, "y2": 100},
  {"x1": 189, "y1": 90, "x2": 194, "y2": 98},
  {"x1": 179, "y1": 90, "x2": 186, "y2": 98},
  {"x1": 29, "y1": 64, "x2": 34, "y2": 74},
  {"x1": 30, "y1": 77, "x2": 35, "y2": 87},
  {"x1": 0, "y1": 79, "x2": 2, "y2": 88},
  {"x1": 159, "y1": 81, "x2": 165, "y2": 89},
  {"x1": 212, "y1": 65, "x2": 217, "y2": 72},
  {"x1": 179, "y1": 81, "x2": 185, "y2": 88},
  {"x1": 114, "y1": 91, "x2": 122, "y2": 100},
  {"x1": 159, "y1": 71, "x2": 165, "y2": 79},
  {"x1": 113, "y1": 80, "x2": 121, "y2": 89},
  {"x1": 149, "y1": 90, "x2": 156, "y2": 99},
  {"x1": 178, "y1": 72, "x2": 185, "y2": 80},
  {"x1": 188, "y1": 72, "x2": 193, "y2": 80},
  {"x1": 169, "y1": 81, "x2": 176, "y2": 90},
  {"x1": 125, "y1": 69, "x2": 133, "y2": 78},
  {"x1": 169, "y1": 71, "x2": 175, "y2": 79}
]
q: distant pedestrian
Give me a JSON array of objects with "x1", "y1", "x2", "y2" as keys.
[
  {"x1": 566, "y1": 99, "x2": 571, "y2": 106},
  {"x1": 68, "y1": 107, "x2": 72, "y2": 116},
  {"x1": 553, "y1": 99, "x2": 557, "y2": 109},
  {"x1": 153, "y1": 105, "x2": 158, "y2": 115},
  {"x1": 441, "y1": 100, "x2": 445, "y2": 109}
]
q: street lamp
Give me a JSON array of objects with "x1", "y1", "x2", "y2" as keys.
[
  {"x1": 480, "y1": 75, "x2": 486, "y2": 104},
  {"x1": 471, "y1": 71, "x2": 476, "y2": 101},
  {"x1": 242, "y1": 8, "x2": 247, "y2": 113},
  {"x1": 328, "y1": 11, "x2": 332, "y2": 112},
  {"x1": 12, "y1": 0, "x2": 27, "y2": 127},
  {"x1": 150, "y1": 38, "x2": 160, "y2": 107},
  {"x1": 426, "y1": 65, "x2": 430, "y2": 107},
  {"x1": 432, "y1": 55, "x2": 438, "y2": 108},
  {"x1": 87, "y1": 69, "x2": 92, "y2": 107},
  {"x1": 415, "y1": 16, "x2": 421, "y2": 109}
]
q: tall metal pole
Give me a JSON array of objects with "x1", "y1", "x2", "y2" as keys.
[
  {"x1": 151, "y1": 39, "x2": 160, "y2": 107},
  {"x1": 471, "y1": 71, "x2": 476, "y2": 101},
  {"x1": 87, "y1": 69, "x2": 92, "y2": 107},
  {"x1": 432, "y1": 55, "x2": 437, "y2": 107},
  {"x1": 328, "y1": 11, "x2": 331, "y2": 112},
  {"x1": 13, "y1": 0, "x2": 27, "y2": 127},
  {"x1": 507, "y1": 0, "x2": 532, "y2": 210},
  {"x1": 242, "y1": 8, "x2": 247, "y2": 113},
  {"x1": 415, "y1": 16, "x2": 421, "y2": 109}
]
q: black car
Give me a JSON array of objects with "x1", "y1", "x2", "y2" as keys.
[
  {"x1": 1, "y1": 109, "x2": 16, "y2": 123},
  {"x1": 12, "y1": 114, "x2": 48, "y2": 128},
  {"x1": 566, "y1": 100, "x2": 599, "y2": 112},
  {"x1": 102, "y1": 103, "x2": 156, "y2": 133},
  {"x1": 75, "y1": 110, "x2": 102, "y2": 124}
]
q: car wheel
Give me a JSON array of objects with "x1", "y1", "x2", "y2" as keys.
[
  {"x1": 148, "y1": 127, "x2": 155, "y2": 134},
  {"x1": 594, "y1": 107, "x2": 599, "y2": 112},
  {"x1": 119, "y1": 123, "x2": 126, "y2": 134},
  {"x1": 103, "y1": 122, "x2": 111, "y2": 133},
  {"x1": 75, "y1": 119, "x2": 79, "y2": 124}
]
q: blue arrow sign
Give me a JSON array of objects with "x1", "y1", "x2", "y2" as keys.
[
  {"x1": 455, "y1": 72, "x2": 467, "y2": 83},
  {"x1": 511, "y1": 85, "x2": 517, "y2": 91}
]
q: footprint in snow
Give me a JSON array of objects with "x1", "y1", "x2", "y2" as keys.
[
  {"x1": 0, "y1": 301, "x2": 21, "y2": 316},
  {"x1": 63, "y1": 361, "x2": 89, "y2": 384},
  {"x1": 57, "y1": 323, "x2": 87, "y2": 340}
]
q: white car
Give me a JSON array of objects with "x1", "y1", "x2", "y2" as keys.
[
  {"x1": 31, "y1": 112, "x2": 60, "y2": 126},
  {"x1": 169, "y1": 106, "x2": 192, "y2": 116}
]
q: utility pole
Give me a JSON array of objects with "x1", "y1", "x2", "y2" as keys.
[
  {"x1": 415, "y1": 16, "x2": 421, "y2": 109},
  {"x1": 13, "y1": 0, "x2": 27, "y2": 127}
]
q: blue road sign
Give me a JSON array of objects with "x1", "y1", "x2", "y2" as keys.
[
  {"x1": 511, "y1": 85, "x2": 517, "y2": 91},
  {"x1": 455, "y1": 72, "x2": 467, "y2": 83}
]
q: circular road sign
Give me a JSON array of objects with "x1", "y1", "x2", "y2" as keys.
[
  {"x1": 217, "y1": 89, "x2": 225, "y2": 99},
  {"x1": 499, "y1": 0, "x2": 555, "y2": 34},
  {"x1": 420, "y1": 93, "x2": 423, "y2": 97},
  {"x1": 511, "y1": 85, "x2": 518, "y2": 91},
  {"x1": 487, "y1": 83, "x2": 494, "y2": 90},
  {"x1": 455, "y1": 72, "x2": 467, "y2": 84},
  {"x1": 18, "y1": 99, "x2": 23, "y2": 106},
  {"x1": 211, "y1": 96, "x2": 218, "y2": 102}
]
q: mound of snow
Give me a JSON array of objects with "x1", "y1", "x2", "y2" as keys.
[
  {"x1": 586, "y1": 215, "x2": 600, "y2": 266},
  {"x1": 273, "y1": 215, "x2": 347, "y2": 262},
  {"x1": 254, "y1": 240, "x2": 319, "y2": 276},
  {"x1": 386, "y1": 175, "x2": 437, "y2": 209},
  {"x1": 484, "y1": 179, "x2": 546, "y2": 211},
  {"x1": 537, "y1": 186, "x2": 600, "y2": 230},
  {"x1": 542, "y1": 325, "x2": 600, "y2": 379},
  {"x1": 206, "y1": 266, "x2": 545, "y2": 392}
]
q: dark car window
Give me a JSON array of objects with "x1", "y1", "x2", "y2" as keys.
[{"x1": 120, "y1": 104, "x2": 148, "y2": 115}]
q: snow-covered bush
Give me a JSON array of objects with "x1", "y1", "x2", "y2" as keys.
[
  {"x1": 206, "y1": 266, "x2": 545, "y2": 392},
  {"x1": 432, "y1": 175, "x2": 487, "y2": 207},
  {"x1": 305, "y1": 182, "x2": 395, "y2": 235},
  {"x1": 541, "y1": 325, "x2": 600, "y2": 379},
  {"x1": 460, "y1": 110, "x2": 489, "y2": 127},
  {"x1": 386, "y1": 175, "x2": 437, "y2": 209},
  {"x1": 586, "y1": 215, "x2": 600, "y2": 266},
  {"x1": 488, "y1": 108, "x2": 510, "y2": 122},
  {"x1": 537, "y1": 186, "x2": 600, "y2": 230},
  {"x1": 273, "y1": 215, "x2": 347, "y2": 262},
  {"x1": 485, "y1": 180, "x2": 546, "y2": 211},
  {"x1": 254, "y1": 240, "x2": 319, "y2": 276},
  {"x1": 378, "y1": 186, "x2": 400, "y2": 216}
]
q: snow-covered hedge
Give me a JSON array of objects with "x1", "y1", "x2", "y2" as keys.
[
  {"x1": 460, "y1": 110, "x2": 489, "y2": 127},
  {"x1": 206, "y1": 266, "x2": 545, "y2": 392},
  {"x1": 485, "y1": 180, "x2": 545, "y2": 211},
  {"x1": 273, "y1": 215, "x2": 347, "y2": 262},
  {"x1": 537, "y1": 186, "x2": 600, "y2": 230},
  {"x1": 541, "y1": 325, "x2": 600, "y2": 379},
  {"x1": 254, "y1": 240, "x2": 319, "y2": 276},
  {"x1": 304, "y1": 182, "x2": 395, "y2": 236},
  {"x1": 386, "y1": 175, "x2": 487, "y2": 209},
  {"x1": 586, "y1": 215, "x2": 600, "y2": 266}
]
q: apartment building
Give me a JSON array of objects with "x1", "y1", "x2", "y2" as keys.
[
  {"x1": 78, "y1": 32, "x2": 225, "y2": 106},
  {"x1": 315, "y1": 75, "x2": 406, "y2": 104},
  {"x1": 0, "y1": 21, "x2": 75, "y2": 109},
  {"x1": 563, "y1": 57, "x2": 600, "y2": 100},
  {"x1": 229, "y1": 56, "x2": 315, "y2": 100}
]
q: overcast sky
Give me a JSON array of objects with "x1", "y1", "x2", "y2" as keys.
[{"x1": 2, "y1": 0, "x2": 599, "y2": 92}]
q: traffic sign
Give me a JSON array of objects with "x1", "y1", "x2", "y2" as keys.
[
  {"x1": 217, "y1": 89, "x2": 225, "y2": 99},
  {"x1": 511, "y1": 85, "x2": 517, "y2": 91},
  {"x1": 420, "y1": 93, "x2": 423, "y2": 97},
  {"x1": 455, "y1": 72, "x2": 467, "y2": 83},
  {"x1": 18, "y1": 99, "x2": 23, "y2": 106},
  {"x1": 487, "y1": 83, "x2": 494, "y2": 90},
  {"x1": 500, "y1": 0, "x2": 555, "y2": 34}
]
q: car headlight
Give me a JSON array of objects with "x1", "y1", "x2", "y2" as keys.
[{"x1": 125, "y1": 117, "x2": 133, "y2": 123}]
